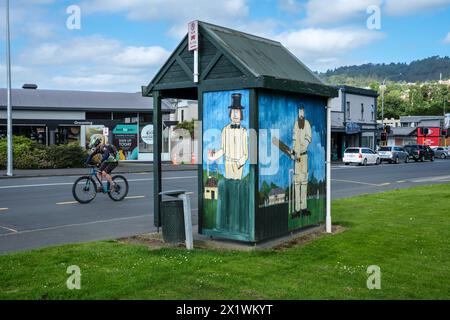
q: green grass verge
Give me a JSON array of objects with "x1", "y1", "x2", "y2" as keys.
[{"x1": 1, "y1": 184, "x2": 449, "y2": 300}]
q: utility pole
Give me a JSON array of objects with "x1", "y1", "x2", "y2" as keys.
[{"x1": 6, "y1": 0, "x2": 13, "y2": 176}]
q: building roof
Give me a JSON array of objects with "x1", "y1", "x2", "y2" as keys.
[
  {"x1": 0, "y1": 88, "x2": 174, "y2": 113},
  {"x1": 205, "y1": 176, "x2": 218, "y2": 188},
  {"x1": 269, "y1": 188, "x2": 285, "y2": 196},
  {"x1": 201, "y1": 22, "x2": 323, "y2": 85},
  {"x1": 400, "y1": 115, "x2": 444, "y2": 123},
  {"x1": 144, "y1": 21, "x2": 338, "y2": 98},
  {"x1": 392, "y1": 127, "x2": 417, "y2": 136},
  {"x1": 338, "y1": 85, "x2": 379, "y2": 97}
]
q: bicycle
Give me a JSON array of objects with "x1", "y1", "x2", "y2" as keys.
[{"x1": 72, "y1": 165, "x2": 129, "y2": 204}]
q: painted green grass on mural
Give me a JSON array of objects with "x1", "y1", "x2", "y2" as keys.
[{"x1": 1, "y1": 184, "x2": 449, "y2": 299}]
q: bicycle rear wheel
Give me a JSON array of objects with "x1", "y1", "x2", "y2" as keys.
[
  {"x1": 72, "y1": 176, "x2": 98, "y2": 204},
  {"x1": 108, "y1": 175, "x2": 129, "y2": 201}
]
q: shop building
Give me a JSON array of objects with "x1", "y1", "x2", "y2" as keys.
[
  {"x1": 0, "y1": 85, "x2": 175, "y2": 161},
  {"x1": 329, "y1": 85, "x2": 379, "y2": 160}
]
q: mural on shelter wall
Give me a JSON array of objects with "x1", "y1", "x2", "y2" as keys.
[
  {"x1": 202, "y1": 90, "x2": 253, "y2": 241},
  {"x1": 258, "y1": 92, "x2": 327, "y2": 231}
]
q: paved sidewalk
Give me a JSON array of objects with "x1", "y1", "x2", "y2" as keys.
[{"x1": 0, "y1": 163, "x2": 197, "y2": 179}]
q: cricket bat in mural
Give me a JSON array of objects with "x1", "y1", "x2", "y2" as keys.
[{"x1": 272, "y1": 137, "x2": 301, "y2": 162}]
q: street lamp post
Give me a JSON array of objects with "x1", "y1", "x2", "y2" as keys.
[{"x1": 5, "y1": 0, "x2": 13, "y2": 176}]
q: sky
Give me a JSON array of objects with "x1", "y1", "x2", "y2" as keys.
[{"x1": 0, "y1": 0, "x2": 449, "y2": 92}]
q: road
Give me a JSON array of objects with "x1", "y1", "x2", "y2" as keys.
[{"x1": 0, "y1": 160, "x2": 449, "y2": 254}]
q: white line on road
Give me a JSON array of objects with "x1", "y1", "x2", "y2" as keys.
[
  {"x1": 0, "y1": 176, "x2": 197, "y2": 190},
  {"x1": 57, "y1": 201, "x2": 79, "y2": 205},
  {"x1": 0, "y1": 208, "x2": 199, "y2": 238},
  {"x1": 411, "y1": 175, "x2": 450, "y2": 183},
  {"x1": 125, "y1": 196, "x2": 146, "y2": 200},
  {"x1": 0, "y1": 208, "x2": 8, "y2": 211},
  {"x1": 332, "y1": 179, "x2": 391, "y2": 187},
  {"x1": 0, "y1": 225, "x2": 18, "y2": 233},
  {"x1": 0, "y1": 214, "x2": 150, "y2": 237}
]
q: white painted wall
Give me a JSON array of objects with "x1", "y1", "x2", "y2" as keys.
[
  {"x1": 329, "y1": 90, "x2": 343, "y2": 112},
  {"x1": 345, "y1": 93, "x2": 376, "y2": 124}
]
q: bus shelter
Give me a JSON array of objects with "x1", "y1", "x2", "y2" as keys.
[{"x1": 143, "y1": 21, "x2": 338, "y2": 242}]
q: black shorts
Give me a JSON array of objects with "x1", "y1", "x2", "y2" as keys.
[{"x1": 99, "y1": 162, "x2": 118, "y2": 174}]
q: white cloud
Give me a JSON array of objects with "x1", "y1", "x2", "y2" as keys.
[
  {"x1": 384, "y1": 0, "x2": 450, "y2": 16},
  {"x1": 444, "y1": 32, "x2": 450, "y2": 44},
  {"x1": 10, "y1": 35, "x2": 171, "y2": 91},
  {"x1": 82, "y1": 0, "x2": 249, "y2": 38},
  {"x1": 303, "y1": 0, "x2": 382, "y2": 25},
  {"x1": 278, "y1": 0, "x2": 302, "y2": 14},
  {"x1": 276, "y1": 27, "x2": 384, "y2": 71}
]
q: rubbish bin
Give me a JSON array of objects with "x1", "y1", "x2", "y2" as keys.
[{"x1": 161, "y1": 196, "x2": 186, "y2": 244}]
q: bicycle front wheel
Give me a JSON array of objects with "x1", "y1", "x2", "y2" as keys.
[
  {"x1": 72, "y1": 176, "x2": 97, "y2": 204},
  {"x1": 108, "y1": 175, "x2": 129, "y2": 201}
]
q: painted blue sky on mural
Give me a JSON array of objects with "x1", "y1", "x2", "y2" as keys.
[
  {"x1": 258, "y1": 92, "x2": 326, "y2": 190},
  {"x1": 202, "y1": 89, "x2": 250, "y2": 178}
]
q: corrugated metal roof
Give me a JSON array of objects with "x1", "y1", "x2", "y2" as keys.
[
  {"x1": 0, "y1": 88, "x2": 173, "y2": 112},
  {"x1": 392, "y1": 127, "x2": 417, "y2": 136},
  {"x1": 200, "y1": 22, "x2": 324, "y2": 85}
]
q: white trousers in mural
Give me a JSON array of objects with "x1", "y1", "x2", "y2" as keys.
[{"x1": 294, "y1": 155, "x2": 308, "y2": 212}]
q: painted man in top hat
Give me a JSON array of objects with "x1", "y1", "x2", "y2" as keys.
[
  {"x1": 291, "y1": 106, "x2": 312, "y2": 216},
  {"x1": 208, "y1": 93, "x2": 249, "y2": 234},
  {"x1": 208, "y1": 93, "x2": 248, "y2": 180}
]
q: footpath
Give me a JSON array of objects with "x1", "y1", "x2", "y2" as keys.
[{"x1": 0, "y1": 162, "x2": 197, "y2": 179}]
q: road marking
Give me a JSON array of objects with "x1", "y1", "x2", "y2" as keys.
[
  {"x1": 397, "y1": 180, "x2": 406, "y2": 183},
  {"x1": 0, "y1": 176, "x2": 197, "y2": 190},
  {"x1": 0, "y1": 208, "x2": 8, "y2": 211},
  {"x1": 332, "y1": 179, "x2": 390, "y2": 187},
  {"x1": 0, "y1": 225, "x2": 18, "y2": 233},
  {"x1": 0, "y1": 215, "x2": 150, "y2": 237},
  {"x1": 125, "y1": 195, "x2": 146, "y2": 200},
  {"x1": 57, "y1": 201, "x2": 79, "y2": 205},
  {"x1": 411, "y1": 175, "x2": 450, "y2": 183}
]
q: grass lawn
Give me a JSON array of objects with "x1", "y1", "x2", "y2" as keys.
[{"x1": 0, "y1": 184, "x2": 449, "y2": 300}]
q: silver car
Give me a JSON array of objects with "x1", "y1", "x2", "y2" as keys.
[
  {"x1": 378, "y1": 146, "x2": 409, "y2": 164},
  {"x1": 432, "y1": 147, "x2": 449, "y2": 159}
]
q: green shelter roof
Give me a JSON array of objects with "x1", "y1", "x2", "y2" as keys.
[
  {"x1": 143, "y1": 21, "x2": 337, "y2": 98},
  {"x1": 200, "y1": 22, "x2": 323, "y2": 85}
]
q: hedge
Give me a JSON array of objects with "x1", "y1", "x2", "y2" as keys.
[{"x1": 0, "y1": 136, "x2": 88, "y2": 170}]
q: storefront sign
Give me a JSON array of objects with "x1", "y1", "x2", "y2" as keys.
[
  {"x1": 103, "y1": 127, "x2": 109, "y2": 137},
  {"x1": 74, "y1": 121, "x2": 93, "y2": 125},
  {"x1": 141, "y1": 124, "x2": 154, "y2": 145},
  {"x1": 112, "y1": 124, "x2": 138, "y2": 160},
  {"x1": 346, "y1": 122, "x2": 361, "y2": 134}
]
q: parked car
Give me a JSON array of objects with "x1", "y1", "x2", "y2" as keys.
[
  {"x1": 403, "y1": 144, "x2": 435, "y2": 162},
  {"x1": 343, "y1": 147, "x2": 380, "y2": 166},
  {"x1": 432, "y1": 146, "x2": 449, "y2": 159},
  {"x1": 378, "y1": 146, "x2": 410, "y2": 164}
]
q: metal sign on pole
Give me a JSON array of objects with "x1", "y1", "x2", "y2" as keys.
[
  {"x1": 188, "y1": 21, "x2": 199, "y2": 83},
  {"x1": 6, "y1": 0, "x2": 13, "y2": 177}
]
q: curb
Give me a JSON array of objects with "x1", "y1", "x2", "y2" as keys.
[{"x1": 0, "y1": 165, "x2": 198, "y2": 179}]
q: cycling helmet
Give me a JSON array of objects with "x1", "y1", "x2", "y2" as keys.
[{"x1": 89, "y1": 136, "x2": 102, "y2": 149}]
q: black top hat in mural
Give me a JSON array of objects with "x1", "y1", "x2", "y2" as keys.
[{"x1": 228, "y1": 93, "x2": 245, "y2": 110}]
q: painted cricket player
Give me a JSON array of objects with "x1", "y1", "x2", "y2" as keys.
[
  {"x1": 208, "y1": 93, "x2": 249, "y2": 233},
  {"x1": 272, "y1": 106, "x2": 312, "y2": 217}
]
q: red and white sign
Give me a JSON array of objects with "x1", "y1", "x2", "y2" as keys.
[{"x1": 188, "y1": 20, "x2": 199, "y2": 51}]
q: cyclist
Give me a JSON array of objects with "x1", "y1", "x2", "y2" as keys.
[{"x1": 86, "y1": 138, "x2": 119, "y2": 192}]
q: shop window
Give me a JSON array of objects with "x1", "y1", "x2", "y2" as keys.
[{"x1": 113, "y1": 112, "x2": 138, "y2": 123}]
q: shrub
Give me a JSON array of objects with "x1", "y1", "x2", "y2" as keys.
[{"x1": 0, "y1": 136, "x2": 88, "y2": 170}]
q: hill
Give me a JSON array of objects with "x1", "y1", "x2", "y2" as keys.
[{"x1": 321, "y1": 56, "x2": 450, "y2": 85}]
